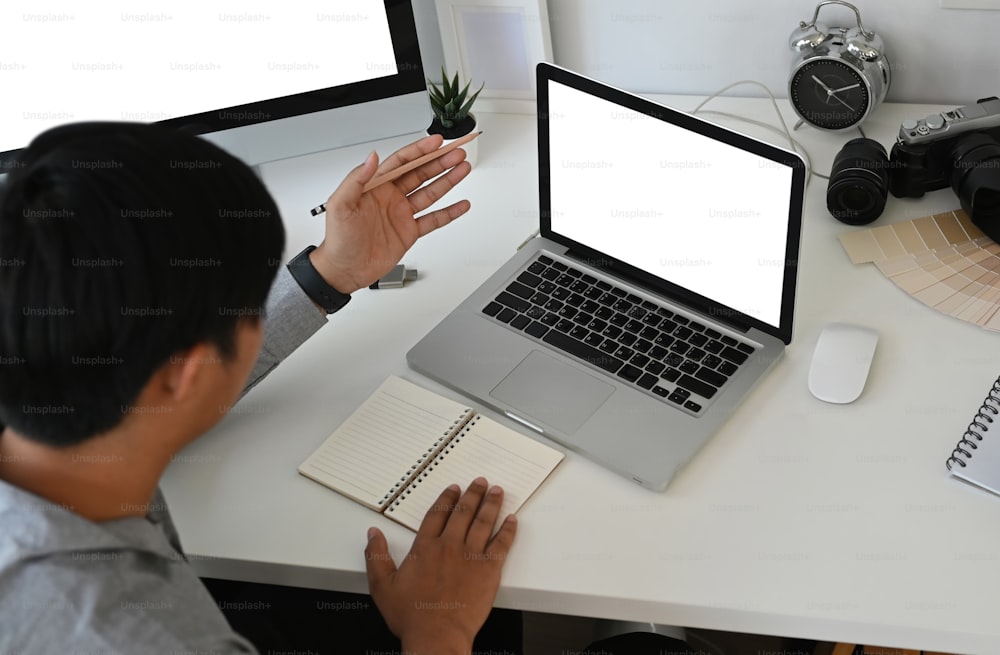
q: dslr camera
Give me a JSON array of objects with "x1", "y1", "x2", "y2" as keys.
[{"x1": 827, "y1": 96, "x2": 1000, "y2": 238}]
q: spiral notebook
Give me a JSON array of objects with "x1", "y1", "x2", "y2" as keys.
[
  {"x1": 298, "y1": 376, "x2": 564, "y2": 531},
  {"x1": 946, "y1": 376, "x2": 1000, "y2": 497}
]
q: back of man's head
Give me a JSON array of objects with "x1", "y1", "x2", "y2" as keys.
[{"x1": 0, "y1": 122, "x2": 285, "y2": 447}]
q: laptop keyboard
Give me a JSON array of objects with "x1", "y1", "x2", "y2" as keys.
[{"x1": 481, "y1": 254, "x2": 756, "y2": 413}]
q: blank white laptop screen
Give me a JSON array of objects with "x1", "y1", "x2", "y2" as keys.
[
  {"x1": 0, "y1": 0, "x2": 396, "y2": 154},
  {"x1": 547, "y1": 80, "x2": 794, "y2": 330}
]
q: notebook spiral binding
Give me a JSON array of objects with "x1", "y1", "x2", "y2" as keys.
[
  {"x1": 389, "y1": 416, "x2": 478, "y2": 509},
  {"x1": 947, "y1": 377, "x2": 1000, "y2": 470}
]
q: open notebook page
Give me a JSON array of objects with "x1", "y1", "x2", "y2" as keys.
[
  {"x1": 298, "y1": 376, "x2": 472, "y2": 509},
  {"x1": 385, "y1": 415, "x2": 565, "y2": 531},
  {"x1": 952, "y1": 431, "x2": 1000, "y2": 498}
]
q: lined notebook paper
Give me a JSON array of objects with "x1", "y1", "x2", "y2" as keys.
[{"x1": 299, "y1": 376, "x2": 564, "y2": 531}]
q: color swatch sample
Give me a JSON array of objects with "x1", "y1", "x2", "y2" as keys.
[{"x1": 839, "y1": 210, "x2": 1000, "y2": 330}]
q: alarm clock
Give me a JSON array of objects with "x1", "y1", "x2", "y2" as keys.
[{"x1": 788, "y1": 0, "x2": 891, "y2": 131}]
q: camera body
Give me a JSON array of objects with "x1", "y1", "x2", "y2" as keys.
[{"x1": 889, "y1": 96, "x2": 1000, "y2": 197}]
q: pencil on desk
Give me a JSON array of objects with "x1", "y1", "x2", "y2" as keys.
[{"x1": 309, "y1": 130, "x2": 482, "y2": 217}]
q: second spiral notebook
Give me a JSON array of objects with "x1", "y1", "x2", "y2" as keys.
[
  {"x1": 947, "y1": 376, "x2": 1000, "y2": 498},
  {"x1": 298, "y1": 375, "x2": 564, "y2": 531}
]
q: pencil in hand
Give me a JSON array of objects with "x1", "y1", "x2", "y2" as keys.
[{"x1": 309, "y1": 131, "x2": 481, "y2": 217}]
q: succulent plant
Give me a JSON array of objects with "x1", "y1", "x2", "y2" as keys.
[{"x1": 428, "y1": 67, "x2": 484, "y2": 129}]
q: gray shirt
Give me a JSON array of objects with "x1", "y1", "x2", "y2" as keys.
[{"x1": 0, "y1": 267, "x2": 328, "y2": 654}]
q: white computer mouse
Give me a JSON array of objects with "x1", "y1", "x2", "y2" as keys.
[{"x1": 808, "y1": 322, "x2": 879, "y2": 404}]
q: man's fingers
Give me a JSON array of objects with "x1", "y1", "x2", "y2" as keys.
[
  {"x1": 442, "y1": 477, "x2": 489, "y2": 541},
  {"x1": 376, "y1": 134, "x2": 444, "y2": 177},
  {"x1": 405, "y1": 159, "x2": 472, "y2": 214},
  {"x1": 415, "y1": 483, "x2": 462, "y2": 543},
  {"x1": 465, "y1": 485, "x2": 505, "y2": 551},
  {"x1": 328, "y1": 151, "x2": 379, "y2": 209},
  {"x1": 393, "y1": 147, "x2": 468, "y2": 197},
  {"x1": 484, "y1": 514, "x2": 517, "y2": 564},
  {"x1": 414, "y1": 200, "x2": 472, "y2": 238},
  {"x1": 363, "y1": 527, "x2": 398, "y2": 593}
]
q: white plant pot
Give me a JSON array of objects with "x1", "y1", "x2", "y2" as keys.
[{"x1": 429, "y1": 113, "x2": 478, "y2": 168}]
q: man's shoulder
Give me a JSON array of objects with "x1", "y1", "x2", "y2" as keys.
[{"x1": 0, "y1": 479, "x2": 256, "y2": 653}]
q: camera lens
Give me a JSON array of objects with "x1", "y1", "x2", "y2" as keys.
[
  {"x1": 950, "y1": 133, "x2": 1000, "y2": 240},
  {"x1": 826, "y1": 138, "x2": 890, "y2": 225}
]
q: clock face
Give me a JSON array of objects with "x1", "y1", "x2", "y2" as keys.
[{"x1": 789, "y1": 58, "x2": 870, "y2": 130}]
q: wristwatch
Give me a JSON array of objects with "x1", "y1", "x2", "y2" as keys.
[{"x1": 286, "y1": 245, "x2": 351, "y2": 314}]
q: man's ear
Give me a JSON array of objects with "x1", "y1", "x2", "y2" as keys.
[{"x1": 158, "y1": 343, "x2": 219, "y2": 402}]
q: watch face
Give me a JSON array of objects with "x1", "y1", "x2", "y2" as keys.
[{"x1": 790, "y1": 58, "x2": 870, "y2": 130}]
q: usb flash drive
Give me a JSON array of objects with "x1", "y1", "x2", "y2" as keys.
[{"x1": 369, "y1": 264, "x2": 418, "y2": 289}]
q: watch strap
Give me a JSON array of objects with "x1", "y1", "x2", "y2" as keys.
[{"x1": 286, "y1": 246, "x2": 351, "y2": 314}]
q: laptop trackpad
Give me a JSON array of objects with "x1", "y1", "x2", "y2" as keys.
[{"x1": 490, "y1": 350, "x2": 614, "y2": 434}]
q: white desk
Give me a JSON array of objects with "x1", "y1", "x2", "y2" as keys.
[{"x1": 161, "y1": 96, "x2": 1000, "y2": 654}]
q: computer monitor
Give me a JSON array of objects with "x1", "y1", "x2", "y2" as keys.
[{"x1": 0, "y1": 0, "x2": 430, "y2": 170}]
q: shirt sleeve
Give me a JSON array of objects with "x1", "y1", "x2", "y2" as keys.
[{"x1": 242, "y1": 265, "x2": 329, "y2": 395}]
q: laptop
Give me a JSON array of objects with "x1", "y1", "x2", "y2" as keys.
[{"x1": 407, "y1": 63, "x2": 805, "y2": 491}]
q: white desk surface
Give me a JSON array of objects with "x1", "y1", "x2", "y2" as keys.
[{"x1": 161, "y1": 95, "x2": 1000, "y2": 654}]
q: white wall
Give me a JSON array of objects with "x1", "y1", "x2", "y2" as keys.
[{"x1": 413, "y1": 0, "x2": 1000, "y2": 105}]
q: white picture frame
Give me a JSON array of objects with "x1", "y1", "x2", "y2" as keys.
[{"x1": 435, "y1": 0, "x2": 553, "y2": 114}]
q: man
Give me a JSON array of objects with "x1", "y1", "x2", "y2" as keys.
[{"x1": 0, "y1": 122, "x2": 514, "y2": 654}]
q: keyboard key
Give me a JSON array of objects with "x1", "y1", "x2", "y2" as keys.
[
  {"x1": 673, "y1": 315, "x2": 690, "y2": 326},
  {"x1": 617, "y1": 364, "x2": 642, "y2": 383},
  {"x1": 544, "y1": 298, "x2": 564, "y2": 312},
  {"x1": 566, "y1": 293, "x2": 585, "y2": 307},
  {"x1": 642, "y1": 313, "x2": 662, "y2": 328},
  {"x1": 638, "y1": 327, "x2": 659, "y2": 341},
  {"x1": 633, "y1": 339, "x2": 653, "y2": 354},
  {"x1": 737, "y1": 342, "x2": 756, "y2": 355},
  {"x1": 537, "y1": 255, "x2": 553, "y2": 265},
  {"x1": 704, "y1": 328, "x2": 721, "y2": 339},
  {"x1": 511, "y1": 315, "x2": 530, "y2": 330},
  {"x1": 702, "y1": 354, "x2": 723, "y2": 369},
  {"x1": 610, "y1": 287, "x2": 627, "y2": 297},
  {"x1": 612, "y1": 299, "x2": 633, "y2": 313},
  {"x1": 572, "y1": 312, "x2": 591, "y2": 326},
  {"x1": 619, "y1": 333, "x2": 637, "y2": 347},
  {"x1": 497, "y1": 291, "x2": 530, "y2": 313},
  {"x1": 581, "y1": 300, "x2": 600, "y2": 314},
  {"x1": 630, "y1": 353, "x2": 650, "y2": 368},
  {"x1": 540, "y1": 312, "x2": 559, "y2": 326},
  {"x1": 483, "y1": 302, "x2": 502, "y2": 317},
  {"x1": 669, "y1": 341, "x2": 690, "y2": 355},
  {"x1": 660, "y1": 320, "x2": 678, "y2": 334},
  {"x1": 569, "y1": 280, "x2": 589, "y2": 294},
  {"x1": 542, "y1": 331, "x2": 624, "y2": 375},
  {"x1": 525, "y1": 321, "x2": 549, "y2": 338},
  {"x1": 721, "y1": 335, "x2": 737, "y2": 346},
  {"x1": 688, "y1": 347, "x2": 706, "y2": 362},
  {"x1": 664, "y1": 367, "x2": 681, "y2": 382},
  {"x1": 552, "y1": 287, "x2": 570, "y2": 300},
  {"x1": 558, "y1": 306, "x2": 578, "y2": 320},
  {"x1": 599, "y1": 340, "x2": 618, "y2": 353},
  {"x1": 677, "y1": 374, "x2": 717, "y2": 399},
  {"x1": 541, "y1": 267, "x2": 560, "y2": 280},
  {"x1": 551, "y1": 261, "x2": 567, "y2": 271},
  {"x1": 602, "y1": 325, "x2": 623, "y2": 339},
  {"x1": 610, "y1": 313, "x2": 629, "y2": 327},
  {"x1": 695, "y1": 366, "x2": 727, "y2": 388},
  {"x1": 652, "y1": 385, "x2": 669, "y2": 397},
  {"x1": 584, "y1": 286, "x2": 604, "y2": 300},
  {"x1": 704, "y1": 339, "x2": 724, "y2": 354},
  {"x1": 688, "y1": 321, "x2": 706, "y2": 332},
  {"x1": 517, "y1": 271, "x2": 543, "y2": 288},
  {"x1": 718, "y1": 361, "x2": 738, "y2": 376},
  {"x1": 595, "y1": 280, "x2": 612, "y2": 291},
  {"x1": 667, "y1": 391, "x2": 688, "y2": 405},
  {"x1": 673, "y1": 326, "x2": 693, "y2": 340},
  {"x1": 527, "y1": 261, "x2": 547, "y2": 274},
  {"x1": 538, "y1": 281, "x2": 556, "y2": 294},
  {"x1": 689, "y1": 333, "x2": 708, "y2": 347},
  {"x1": 627, "y1": 306, "x2": 647, "y2": 320},
  {"x1": 684, "y1": 400, "x2": 702, "y2": 412},
  {"x1": 568, "y1": 325, "x2": 588, "y2": 340},
  {"x1": 641, "y1": 300, "x2": 657, "y2": 311},
  {"x1": 594, "y1": 307, "x2": 613, "y2": 320},
  {"x1": 598, "y1": 292, "x2": 617, "y2": 306},
  {"x1": 656, "y1": 307, "x2": 674, "y2": 318},
  {"x1": 581, "y1": 274, "x2": 597, "y2": 284},
  {"x1": 624, "y1": 320, "x2": 644, "y2": 333},
  {"x1": 649, "y1": 345, "x2": 669, "y2": 359},
  {"x1": 497, "y1": 308, "x2": 517, "y2": 323},
  {"x1": 720, "y1": 346, "x2": 749, "y2": 365},
  {"x1": 653, "y1": 335, "x2": 675, "y2": 349},
  {"x1": 587, "y1": 318, "x2": 607, "y2": 332},
  {"x1": 530, "y1": 292, "x2": 548, "y2": 305},
  {"x1": 555, "y1": 319, "x2": 574, "y2": 332},
  {"x1": 679, "y1": 360, "x2": 699, "y2": 374},
  {"x1": 614, "y1": 346, "x2": 635, "y2": 360},
  {"x1": 566, "y1": 267, "x2": 583, "y2": 278},
  {"x1": 645, "y1": 361, "x2": 665, "y2": 376},
  {"x1": 637, "y1": 373, "x2": 658, "y2": 389},
  {"x1": 583, "y1": 332, "x2": 603, "y2": 347},
  {"x1": 525, "y1": 306, "x2": 546, "y2": 319},
  {"x1": 626, "y1": 293, "x2": 642, "y2": 304}
]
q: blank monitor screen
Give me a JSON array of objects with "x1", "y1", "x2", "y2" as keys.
[{"x1": 0, "y1": 0, "x2": 429, "y2": 167}]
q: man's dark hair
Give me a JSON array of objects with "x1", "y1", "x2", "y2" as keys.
[{"x1": 0, "y1": 122, "x2": 285, "y2": 447}]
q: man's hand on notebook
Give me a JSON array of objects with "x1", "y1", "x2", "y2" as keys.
[
  {"x1": 309, "y1": 134, "x2": 473, "y2": 294},
  {"x1": 364, "y1": 477, "x2": 517, "y2": 655}
]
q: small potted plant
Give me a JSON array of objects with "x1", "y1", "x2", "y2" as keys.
[{"x1": 427, "y1": 67, "x2": 483, "y2": 166}]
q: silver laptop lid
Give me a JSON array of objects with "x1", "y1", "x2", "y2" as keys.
[{"x1": 536, "y1": 63, "x2": 806, "y2": 344}]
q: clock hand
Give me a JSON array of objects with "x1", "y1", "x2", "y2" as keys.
[
  {"x1": 831, "y1": 83, "x2": 861, "y2": 94},
  {"x1": 828, "y1": 92, "x2": 855, "y2": 112},
  {"x1": 811, "y1": 75, "x2": 835, "y2": 95}
]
